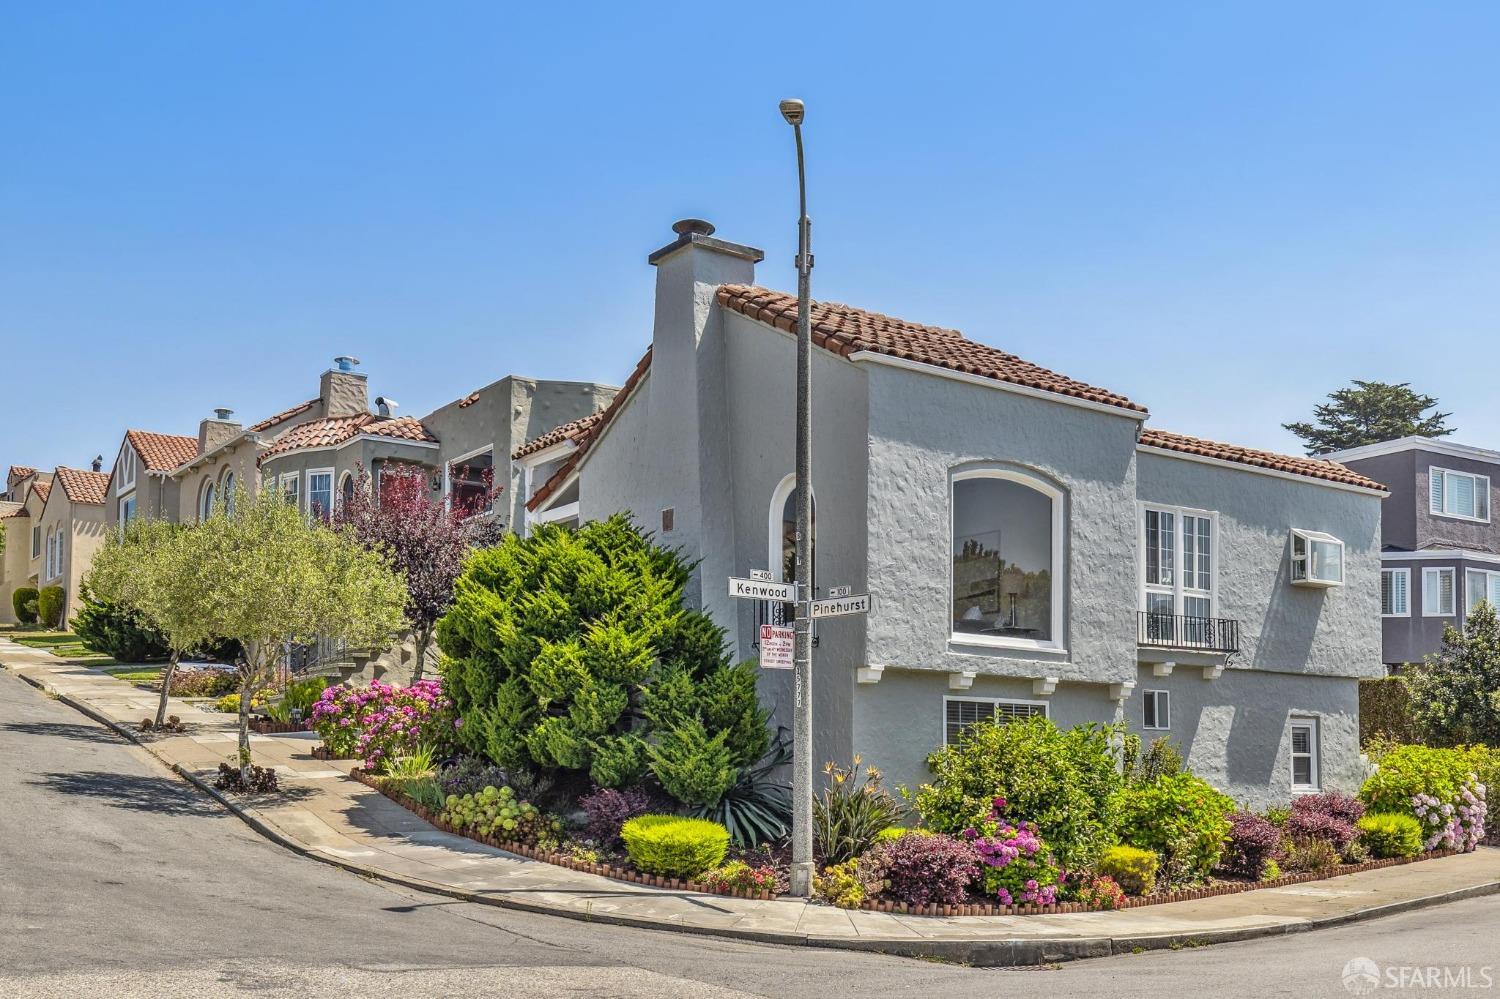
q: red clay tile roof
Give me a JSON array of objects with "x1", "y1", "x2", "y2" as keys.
[
  {"x1": 513, "y1": 411, "x2": 607, "y2": 460},
  {"x1": 31, "y1": 480, "x2": 51, "y2": 504},
  {"x1": 125, "y1": 429, "x2": 199, "y2": 472},
  {"x1": 0, "y1": 500, "x2": 24, "y2": 519},
  {"x1": 257, "y1": 413, "x2": 438, "y2": 464},
  {"x1": 717, "y1": 285, "x2": 1146, "y2": 414},
  {"x1": 527, "y1": 347, "x2": 651, "y2": 511},
  {"x1": 1138, "y1": 428, "x2": 1386, "y2": 491},
  {"x1": 8, "y1": 465, "x2": 35, "y2": 480},
  {"x1": 246, "y1": 398, "x2": 319, "y2": 434},
  {"x1": 456, "y1": 391, "x2": 481, "y2": 409},
  {"x1": 54, "y1": 467, "x2": 111, "y2": 505}
]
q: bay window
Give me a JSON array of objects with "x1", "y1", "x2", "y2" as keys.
[
  {"x1": 951, "y1": 469, "x2": 1063, "y2": 649},
  {"x1": 1430, "y1": 467, "x2": 1490, "y2": 523},
  {"x1": 1465, "y1": 568, "x2": 1500, "y2": 618},
  {"x1": 1290, "y1": 529, "x2": 1344, "y2": 587}
]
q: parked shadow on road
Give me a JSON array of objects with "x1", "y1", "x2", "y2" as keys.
[
  {"x1": 29, "y1": 770, "x2": 225, "y2": 817},
  {"x1": 1, "y1": 721, "x2": 123, "y2": 745}
]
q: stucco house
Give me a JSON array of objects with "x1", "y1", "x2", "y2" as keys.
[
  {"x1": 27, "y1": 465, "x2": 111, "y2": 624},
  {"x1": 518, "y1": 219, "x2": 1388, "y2": 808},
  {"x1": 107, "y1": 429, "x2": 200, "y2": 529},
  {"x1": 0, "y1": 467, "x2": 53, "y2": 623},
  {"x1": 1329, "y1": 436, "x2": 1500, "y2": 670}
]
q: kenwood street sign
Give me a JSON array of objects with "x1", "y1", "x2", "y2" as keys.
[{"x1": 728, "y1": 576, "x2": 797, "y2": 602}]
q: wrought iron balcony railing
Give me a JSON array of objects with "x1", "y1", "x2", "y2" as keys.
[{"x1": 1137, "y1": 611, "x2": 1239, "y2": 654}]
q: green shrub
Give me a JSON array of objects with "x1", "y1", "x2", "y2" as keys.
[
  {"x1": 1405, "y1": 601, "x2": 1500, "y2": 746},
  {"x1": 620, "y1": 814, "x2": 729, "y2": 879},
  {"x1": 1096, "y1": 845, "x2": 1157, "y2": 896},
  {"x1": 11, "y1": 587, "x2": 39, "y2": 624},
  {"x1": 265, "y1": 675, "x2": 330, "y2": 724},
  {"x1": 1123, "y1": 735, "x2": 1184, "y2": 785},
  {"x1": 1359, "y1": 744, "x2": 1475, "y2": 822},
  {"x1": 1282, "y1": 836, "x2": 1340, "y2": 873},
  {"x1": 814, "y1": 759, "x2": 906, "y2": 864},
  {"x1": 1357, "y1": 813, "x2": 1424, "y2": 859},
  {"x1": 436, "y1": 517, "x2": 769, "y2": 803},
  {"x1": 1111, "y1": 773, "x2": 1234, "y2": 885},
  {"x1": 912, "y1": 716, "x2": 1122, "y2": 869},
  {"x1": 813, "y1": 858, "x2": 884, "y2": 909},
  {"x1": 70, "y1": 590, "x2": 170, "y2": 663},
  {"x1": 36, "y1": 586, "x2": 65, "y2": 629},
  {"x1": 1359, "y1": 676, "x2": 1419, "y2": 746},
  {"x1": 692, "y1": 734, "x2": 792, "y2": 848},
  {"x1": 873, "y1": 825, "x2": 926, "y2": 844},
  {"x1": 216, "y1": 693, "x2": 241, "y2": 714}
]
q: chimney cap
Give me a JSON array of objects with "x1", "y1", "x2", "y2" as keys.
[
  {"x1": 672, "y1": 218, "x2": 716, "y2": 237},
  {"x1": 333, "y1": 355, "x2": 361, "y2": 372},
  {"x1": 91, "y1": 455, "x2": 103, "y2": 472},
  {"x1": 648, "y1": 219, "x2": 764, "y2": 267},
  {"x1": 213, "y1": 408, "x2": 235, "y2": 421}
]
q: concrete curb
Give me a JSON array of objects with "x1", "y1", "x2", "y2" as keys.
[{"x1": 8, "y1": 659, "x2": 1500, "y2": 966}]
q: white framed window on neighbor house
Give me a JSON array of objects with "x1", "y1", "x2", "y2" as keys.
[
  {"x1": 446, "y1": 446, "x2": 495, "y2": 516},
  {"x1": 221, "y1": 470, "x2": 237, "y2": 516},
  {"x1": 55, "y1": 529, "x2": 63, "y2": 577},
  {"x1": 306, "y1": 468, "x2": 334, "y2": 521},
  {"x1": 1423, "y1": 567, "x2": 1456, "y2": 617},
  {"x1": 1429, "y1": 467, "x2": 1491, "y2": 523},
  {"x1": 951, "y1": 468, "x2": 1065, "y2": 651},
  {"x1": 943, "y1": 696, "x2": 1048, "y2": 746},
  {"x1": 1290, "y1": 529, "x2": 1344, "y2": 587},
  {"x1": 44, "y1": 530, "x2": 53, "y2": 578},
  {"x1": 1465, "y1": 568, "x2": 1500, "y2": 618},
  {"x1": 199, "y1": 479, "x2": 216, "y2": 522},
  {"x1": 1290, "y1": 718, "x2": 1320, "y2": 792},
  {"x1": 118, "y1": 446, "x2": 136, "y2": 493},
  {"x1": 1142, "y1": 690, "x2": 1170, "y2": 730},
  {"x1": 119, "y1": 495, "x2": 137, "y2": 530},
  {"x1": 1141, "y1": 505, "x2": 1216, "y2": 619},
  {"x1": 1380, "y1": 568, "x2": 1410, "y2": 617},
  {"x1": 280, "y1": 473, "x2": 300, "y2": 510},
  {"x1": 31, "y1": 525, "x2": 40, "y2": 560},
  {"x1": 338, "y1": 471, "x2": 355, "y2": 512}
]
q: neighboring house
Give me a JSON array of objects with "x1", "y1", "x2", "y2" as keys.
[
  {"x1": 517, "y1": 219, "x2": 1387, "y2": 808},
  {"x1": 0, "y1": 468, "x2": 53, "y2": 624},
  {"x1": 1329, "y1": 436, "x2": 1500, "y2": 669},
  {"x1": 30, "y1": 465, "x2": 111, "y2": 624},
  {"x1": 107, "y1": 428, "x2": 200, "y2": 528}
]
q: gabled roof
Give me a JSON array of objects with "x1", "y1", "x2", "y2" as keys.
[
  {"x1": 0, "y1": 500, "x2": 23, "y2": 519},
  {"x1": 53, "y1": 467, "x2": 111, "y2": 505},
  {"x1": 257, "y1": 413, "x2": 438, "y2": 464},
  {"x1": 125, "y1": 429, "x2": 200, "y2": 472},
  {"x1": 8, "y1": 465, "x2": 35, "y2": 480},
  {"x1": 31, "y1": 480, "x2": 51, "y2": 504},
  {"x1": 1139, "y1": 429, "x2": 1385, "y2": 492},
  {"x1": 717, "y1": 285, "x2": 1147, "y2": 415},
  {"x1": 513, "y1": 410, "x2": 607, "y2": 460},
  {"x1": 246, "y1": 398, "x2": 319, "y2": 434},
  {"x1": 527, "y1": 347, "x2": 651, "y2": 511}
]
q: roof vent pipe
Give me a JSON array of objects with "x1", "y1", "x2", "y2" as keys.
[
  {"x1": 334, "y1": 355, "x2": 361, "y2": 373},
  {"x1": 91, "y1": 455, "x2": 103, "y2": 472},
  {"x1": 213, "y1": 408, "x2": 234, "y2": 421},
  {"x1": 375, "y1": 396, "x2": 399, "y2": 418}
]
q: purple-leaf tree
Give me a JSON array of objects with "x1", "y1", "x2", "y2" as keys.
[{"x1": 336, "y1": 464, "x2": 502, "y2": 681}]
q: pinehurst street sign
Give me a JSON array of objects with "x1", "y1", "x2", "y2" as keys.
[
  {"x1": 809, "y1": 593, "x2": 872, "y2": 619},
  {"x1": 728, "y1": 574, "x2": 872, "y2": 620}
]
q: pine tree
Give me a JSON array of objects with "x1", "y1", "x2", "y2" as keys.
[{"x1": 1284, "y1": 380, "x2": 1453, "y2": 455}]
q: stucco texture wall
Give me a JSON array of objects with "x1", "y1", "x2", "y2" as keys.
[
  {"x1": 1137, "y1": 451, "x2": 1383, "y2": 679},
  {"x1": 177, "y1": 437, "x2": 263, "y2": 523}
]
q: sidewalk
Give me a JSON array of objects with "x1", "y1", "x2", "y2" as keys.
[{"x1": 5, "y1": 636, "x2": 1498, "y2": 966}]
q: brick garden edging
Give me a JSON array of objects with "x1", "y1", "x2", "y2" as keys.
[
  {"x1": 350, "y1": 767, "x2": 1461, "y2": 917},
  {"x1": 249, "y1": 718, "x2": 309, "y2": 735},
  {"x1": 349, "y1": 769, "x2": 775, "y2": 902}
]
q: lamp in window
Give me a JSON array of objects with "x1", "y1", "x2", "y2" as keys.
[{"x1": 1000, "y1": 565, "x2": 1026, "y2": 630}]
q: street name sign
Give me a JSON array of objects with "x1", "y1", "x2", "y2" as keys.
[
  {"x1": 809, "y1": 593, "x2": 872, "y2": 619},
  {"x1": 729, "y1": 577, "x2": 797, "y2": 601},
  {"x1": 759, "y1": 624, "x2": 794, "y2": 669}
]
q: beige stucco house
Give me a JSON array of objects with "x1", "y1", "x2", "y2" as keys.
[
  {"x1": 31, "y1": 466, "x2": 110, "y2": 625},
  {"x1": 106, "y1": 429, "x2": 199, "y2": 528},
  {"x1": 1, "y1": 468, "x2": 53, "y2": 624}
]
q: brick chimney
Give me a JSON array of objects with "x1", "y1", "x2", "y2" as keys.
[
  {"x1": 199, "y1": 408, "x2": 242, "y2": 455},
  {"x1": 320, "y1": 355, "x2": 370, "y2": 418}
]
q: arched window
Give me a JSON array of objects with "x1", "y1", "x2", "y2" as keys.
[
  {"x1": 221, "y1": 470, "x2": 237, "y2": 516},
  {"x1": 951, "y1": 468, "x2": 1063, "y2": 649},
  {"x1": 339, "y1": 471, "x2": 355, "y2": 511},
  {"x1": 768, "y1": 474, "x2": 815, "y2": 586},
  {"x1": 199, "y1": 478, "x2": 216, "y2": 523}
]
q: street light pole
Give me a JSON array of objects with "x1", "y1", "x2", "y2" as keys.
[{"x1": 779, "y1": 97, "x2": 816, "y2": 898}]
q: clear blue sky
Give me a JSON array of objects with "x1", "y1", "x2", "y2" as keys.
[{"x1": 4, "y1": 2, "x2": 1499, "y2": 472}]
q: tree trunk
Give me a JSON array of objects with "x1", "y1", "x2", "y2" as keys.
[
  {"x1": 410, "y1": 628, "x2": 431, "y2": 683},
  {"x1": 154, "y1": 651, "x2": 180, "y2": 727},
  {"x1": 237, "y1": 653, "x2": 255, "y2": 783}
]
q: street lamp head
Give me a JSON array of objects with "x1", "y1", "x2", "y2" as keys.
[{"x1": 779, "y1": 98, "x2": 805, "y2": 126}]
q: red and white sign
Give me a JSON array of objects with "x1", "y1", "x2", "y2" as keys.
[{"x1": 759, "y1": 624, "x2": 794, "y2": 669}]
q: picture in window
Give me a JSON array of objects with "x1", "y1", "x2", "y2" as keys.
[{"x1": 952, "y1": 476, "x2": 1053, "y2": 641}]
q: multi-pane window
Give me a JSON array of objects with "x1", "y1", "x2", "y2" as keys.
[
  {"x1": 307, "y1": 470, "x2": 334, "y2": 521},
  {"x1": 1290, "y1": 719, "x2": 1319, "y2": 791},
  {"x1": 1465, "y1": 569, "x2": 1500, "y2": 618},
  {"x1": 944, "y1": 698, "x2": 1047, "y2": 746},
  {"x1": 119, "y1": 495, "x2": 137, "y2": 528},
  {"x1": 1290, "y1": 529, "x2": 1344, "y2": 586},
  {"x1": 952, "y1": 471, "x2": 1062, "y2": 647},
  {"x1": 1380, "y1": 568, "x2": 1409, "y2": 617},
  {"x1": 1423, "y1": 567, "x2": 1456, "y2": 617},
  {"x1": 281, "y1": 473, "x2": 300, "y2": 509},
  {"x1": 1430, "y1": 467, "x2": 1490, "y2": 522},
  {"x1": 1143, "y1": 506, "x2": 1214, "y2": 617},
  {"x1": 1142, "y1": 690, "x2": 1170, "y2": 730}
]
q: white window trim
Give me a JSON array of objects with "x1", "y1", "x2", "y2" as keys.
[
  {"x1": 336, "y1": 470, "x2": 354, "y2": 512},
  {"x1": 31, "y1": 524, "x2": 41, "y2": 560},
  {"x1": 1422, "y1": 566, "x2": 1456, "y2": 618},
  {"x1": 118, "y1": 494, "x2": 137, "y2": 535},
  {"x1": 1289, "y1": 528, "x2": 1345, "y2": 587},
  {"x1": 1464, "y1": 567, "x2": 1500, "y2": 619},
  {"x1": 531, "y1": 501, "x2": 580, "y2": 526},
  {"x1": 941, "y1": 695, "x2": 1050, "y2": 746},
  {"x1": 1138, "y1": 502, "x2": 1218, "y2": 618},
  {"x1": 949, "y1": 467, "x2": 1066, "y2": 654},
  {"x1": 1142, "y1": 689, "x2": 1170, "y2": 730},
  {"x1": 1380, "y1": 567, "x2": 1410, "y2": 618},
  {"x1": 280, "y1": 472, "x2": 300, "y2": 509},
  {"x1": 768, "y1": 473, "x2": 818, "y2": 585},
  {"x1": 198, "y1": 477, "x2": 217, "y2": 523},
  {"x1": 1429, "y1": 466, "x2": 1491, "y2": 524},
  {"x1": 116, "y1": 444, "x2": 136, "y2": 494},
  {"x1": 444, "y1": 444, "x2": 495, "y2": 514},
  {"x1": 1290, "y1": 717, "x2": 1320, "y2": 793},
  {"x1": 305, "y1": 467, "x2": 335, "y2": 519}
]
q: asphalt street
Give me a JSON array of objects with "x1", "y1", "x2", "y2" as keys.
[{"x1": 2, "y1": 666, "x2": 1496, "y2": 998}]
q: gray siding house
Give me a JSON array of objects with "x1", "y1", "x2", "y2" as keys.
[
  {"x1": 519, "y1": 219, "x2": 1388, "y2": 808},
  {"x1": 1330, "y1": 437, "x2": 1500, "y2": 669}
]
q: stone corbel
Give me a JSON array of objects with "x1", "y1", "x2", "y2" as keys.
[
  {"x1": 1032, "y1": 676, "x2": 1058, "y2": 697},
  {"x1": 1152, "y1": 661, "x2": 1175, "y2": 677},
  {"x1": 948, "y1": 670, "x2": 976, "y2": 691},
  {"x1": 1200, "y1": 664, "x2": 1224, "y2": 680},
  {"x1": 1109, "y1": 680, "x2": 1137, "y2": 702},
  {"x1": 856, "y1": 664, "x2": 884, "y2": 685}
]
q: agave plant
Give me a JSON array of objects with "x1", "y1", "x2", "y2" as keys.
[{"x1": 693, "y1": 730, "x2": 792, "y2": 847}]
